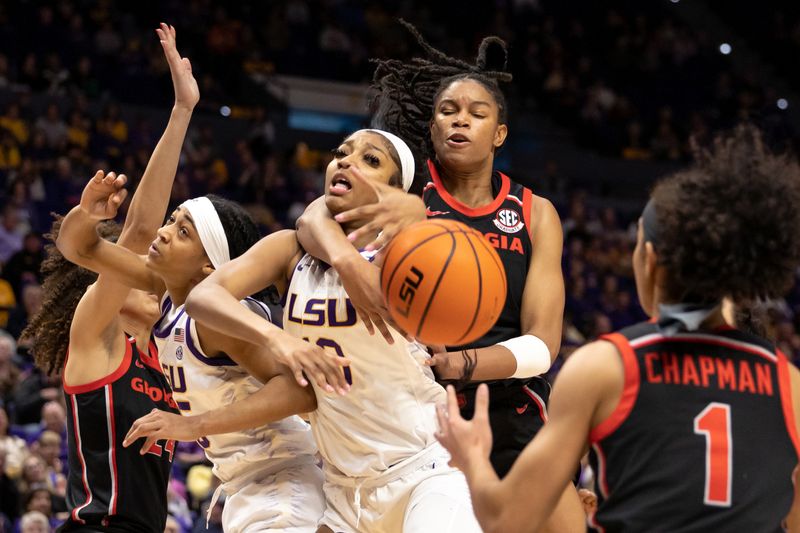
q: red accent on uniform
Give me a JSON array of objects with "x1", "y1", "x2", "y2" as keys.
[
  {"x1": 63, "y1": 337, "x2": 133, "y2": 395},
  {"x1": 106, "y1": 385, "x2": 119, "y2": 515},
  {"x1": 138, "y1": 338, "x2": 162, "y2": 372},
  {"x1": 777, "y1": 350, "x2": 800, "y2": 459},
  {"x1": 589, "y1": 333, "x2": 641, "y2": 443},
  {"x1": 457, "y1": 393, "x2": 466, "y2": 409},
  {"x1": 522, "y1": 187, "x2": 533, "y2": 241},
  {"x1": 69, "y1": 395, "x2": 91, "y2": 524},
  {"x1": 427, "y1": 160, "x2": 511, "y2": 217},
  {"x1": 522, "y1": 385, "x2": 548, "y2": 422},
  {"x1": 631, "y1": 335, "x2": 777, "y2": 362}
]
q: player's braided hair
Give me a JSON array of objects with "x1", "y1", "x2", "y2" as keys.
[
  {"x1": 21, "y1": 215, "x2": 121, "y2": 376},
  {"x1": 206, "y1": 195, "x2": 278, "y2": 305},
  {"x1": 370, "y1": 20, "x2": 512, "y2": 167},
  {"x1": 652, "y1": 124, "x2": 800, "y2": 304}
]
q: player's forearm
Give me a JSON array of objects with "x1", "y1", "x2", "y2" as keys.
[
  {"x1": 56, "y1": 206, "x2": 103, "y2": 263},
  {"x1": 123, "y1": 107, "x2": 193, "y2": 247},
  {"x1": 296, "y1": 197, "x2": 361, "y2": 266},
  {"x1": 186, "y1": 282, "x2": 281, "y2": 348},
  {"x1": 462, "y1": 458, "x2": 510, "y2": 533},
  {"x1": 195, "y1": 374, "x2": 316, "y2": 436}
]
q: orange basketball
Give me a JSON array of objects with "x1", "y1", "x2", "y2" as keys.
[{"x1": 381, "y1": 219, "x2": 507, "y2": 346}]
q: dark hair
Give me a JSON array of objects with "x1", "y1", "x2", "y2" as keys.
[
  {"x1": 370, "y1": 20, "x2": 512, "y2": 164},
  {"x1": 651, "y1": 125, "x2": 800, "y2": 304},
  {"x1": 206, "y1": 195, "x2": 278, "y2": 304},
  {"x1": 21, "y1": 216, "x2": 121, "y2": 376}
]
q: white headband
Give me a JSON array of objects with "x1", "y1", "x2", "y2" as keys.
[
  {"x1": 180, "y1": 197, "x2": 230, "y2": 269},
  {"x1": 363, "y1": 129, "x2": 415, "y2": 192}
]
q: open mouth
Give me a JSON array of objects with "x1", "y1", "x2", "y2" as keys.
[
  {"x1": 148, "y1": 242, "x2": 160, "y2": 258},
  {"x1": 447, "y1": 133, "x2": 470, "y2": 145},
  {"x1": 330, "y1": 174, "x2": 352, "y2": 194}
]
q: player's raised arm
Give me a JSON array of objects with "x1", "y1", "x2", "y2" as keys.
[
  {"x1": 57, "y1": 171, "x2": 164, "y2": 294},
  {"x1": 123, "y1": 23, "x2": 198, "y2": 241},
  {"x1": 186, "y1": 229, "x2": 352, "y2": 394},
  {"x1": 437, "y1": 339, "x2": 618, "y2": 532}
]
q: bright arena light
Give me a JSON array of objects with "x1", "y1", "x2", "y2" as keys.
[
  {"x1": 719, "y1": 43, "x2": 732, "y2": 55},
  {"x1": 220, "y1": 105, "x2": 232, "y2": 117},
  {"x1": 777, "y1": 98, "x2": 789, "y2": 110}
]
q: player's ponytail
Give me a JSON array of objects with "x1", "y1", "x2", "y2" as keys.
[{"x1": 370, "y1": 20, "x2": 512, "y2": 179}]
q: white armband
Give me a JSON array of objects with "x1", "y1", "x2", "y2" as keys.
[{"x1": 498, "y1": 335, "x2": 552, "y2": 378}]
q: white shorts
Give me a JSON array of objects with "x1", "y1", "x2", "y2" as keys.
[
  {"x1": 320, "y1": 444, "x2": 482, "y2": 533},
  {"x1": 221, "y1": 458, "x2": 325, "y2": 533}
]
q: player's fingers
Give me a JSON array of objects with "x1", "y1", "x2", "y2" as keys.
[
  {"x1": 474, "y1": 383, "x2": 490, "y2": 423},
  {"x1": 139, "y1": 435, "x2": 159, "y2": 456},
  {"x1": 92, "y1": 169, "x2": 104, "y2": 182},
  {"x1": 113, "y1": 173, "x2": 127, "y2": 188},
  {"x1": 364, "y1": 230, "x2": 392, "y2": 252},
  {"x1": 446, "y1": 384, "x2": 461, "y2": 421},
  {"x1": 102, "y1": 171, "x2": 116, "y2": 185},
  {"x1": 357, "y1": 308, "x2": 375, "y2": 335},
  {"x1": 334, "y1": 204, "x2": 372, "y2": 224},
  {"x1": 345, "y1": 222, "x2": 378, "y2": 244},
  {"x1": 112, "y1": 188, "x2": 129, "y2": 207},
  {"x1": 292, "y1": 366, "x2": 309, "y2": 387},
  {"x1": 312, "y1": 367, "x2": 335, "y2": 394},
  {"x1": 371, "y1": 315, "x2": 395, "y2": 344}
]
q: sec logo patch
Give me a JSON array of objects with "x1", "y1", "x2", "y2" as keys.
[{"x1": 493, "y1": 208, "x2": 524, "y2": 233}]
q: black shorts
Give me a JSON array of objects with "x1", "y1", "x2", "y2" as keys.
[{"x1": 457, "y1": 376, "x2": 551, "y2": 478}]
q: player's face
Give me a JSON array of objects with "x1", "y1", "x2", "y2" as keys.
[
  {"x1": 120, "y1": 289, "x2": 161, "y2": 328},
  {"x1": 324, "y1": 131, "x2": 400, "y2": 215},
  {"x1": 430, "y1": 79, "x2": 508, "y2": 172},
  {"x1": 147, "y1": 207, "x2": 213, "y2": 283}
]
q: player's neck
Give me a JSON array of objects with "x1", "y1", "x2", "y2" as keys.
[
  {"x1": 164, "y1": 279, "x2": 193, "y2": 308},
  {"x1": 340, "y1": 220, "x2": 379, "y2": 251},
  {"x1": 439, "y1": 159, "x2": 495, "y2": 208}
]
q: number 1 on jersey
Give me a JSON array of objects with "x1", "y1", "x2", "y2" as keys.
[{"x1": 693, "y1": 402, "x2": 732, "y2": 507}]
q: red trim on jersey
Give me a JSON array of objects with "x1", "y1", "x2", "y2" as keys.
[
  {"x1": 69, "y1": 395, "x2": 91, "y2": 524},
  {"x1": 426, "y1": 159, "x2": 511, "y2": 217},
  {"x1": 63, "y1": 336, "x2": 134, "y2": 395},
  {"x1": 777, "y1": 350, "x2": 800, "y2": 459},
  {"x1": 589, "y1": 334, "x2": 641, "y2": 443},
  {"x1": 630, "y1": 334, "x2": 777, "y2": 362},
  {"x1": 591, "y1": 442, "x2": 611, "y2": 500},
  {"x1": 137, "y1": 337, "x2": 161, "y2": 372},
  {"x1": 105, "y1": 385, "x2": 119, "y2": 515},
  {"x1": 521, "y1": 187, "x2": 534, "y2": 242},
  {"x1": 522, "y1": 384, "x2": 548, "y2": 422}
]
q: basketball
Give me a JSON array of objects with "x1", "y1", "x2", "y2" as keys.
[{"x1": 380, "y1": 219, "x2": 507, "y2": 346}]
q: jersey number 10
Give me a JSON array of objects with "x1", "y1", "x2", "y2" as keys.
[{"x1": 693, "y1": 402, "x2": 732, "y2": 507}]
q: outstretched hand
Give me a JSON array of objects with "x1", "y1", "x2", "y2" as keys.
[
  {"x1": 156, "y1": 23, "x2": 199, "y2": 111},
  {"x1": 333, "y1": 170, "x2": 426, "y2": 251},
  {"x1": 79, "y1": 170, "x2": 128, "y2": 221},
  {"x1": 435, "y1": 383, "x2": 493, "y2": 472},
  {"x1": 123, "y1": 409, "x2": 198, "y2": 454}
]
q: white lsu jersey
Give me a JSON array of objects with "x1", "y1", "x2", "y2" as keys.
[
  {"x1": 283, "y1": 253, "x2": 446, "y2": 479},
  {"x1": 154, "y1": 294, "x2": 318, "y2": 483}
]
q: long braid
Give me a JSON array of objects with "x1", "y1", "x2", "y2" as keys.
[{"x1": 370, "y1": 20, "x2": 513, "y2": 167}]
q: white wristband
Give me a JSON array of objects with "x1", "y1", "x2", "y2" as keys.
[{"x1": 498, "y1": 335, "x2": 552, "y2": 378}]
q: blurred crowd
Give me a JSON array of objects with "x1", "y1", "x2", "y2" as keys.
[{"x1": 0, "y1": 0, "x2": 798, "y2": 531}]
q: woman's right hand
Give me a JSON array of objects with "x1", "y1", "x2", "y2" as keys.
[
  {"x1": 156, "y1": 23, "x2": 199, "y2": 112},
  {"x1": 79, "y1": 170, "x2": 128, "y2": 221},
  {"x1": 333, "y1": 176, "x2": 426, "y2": 251},
  {"x1": 267, "y1": 331, "x2": 352, "y2": 395}
]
